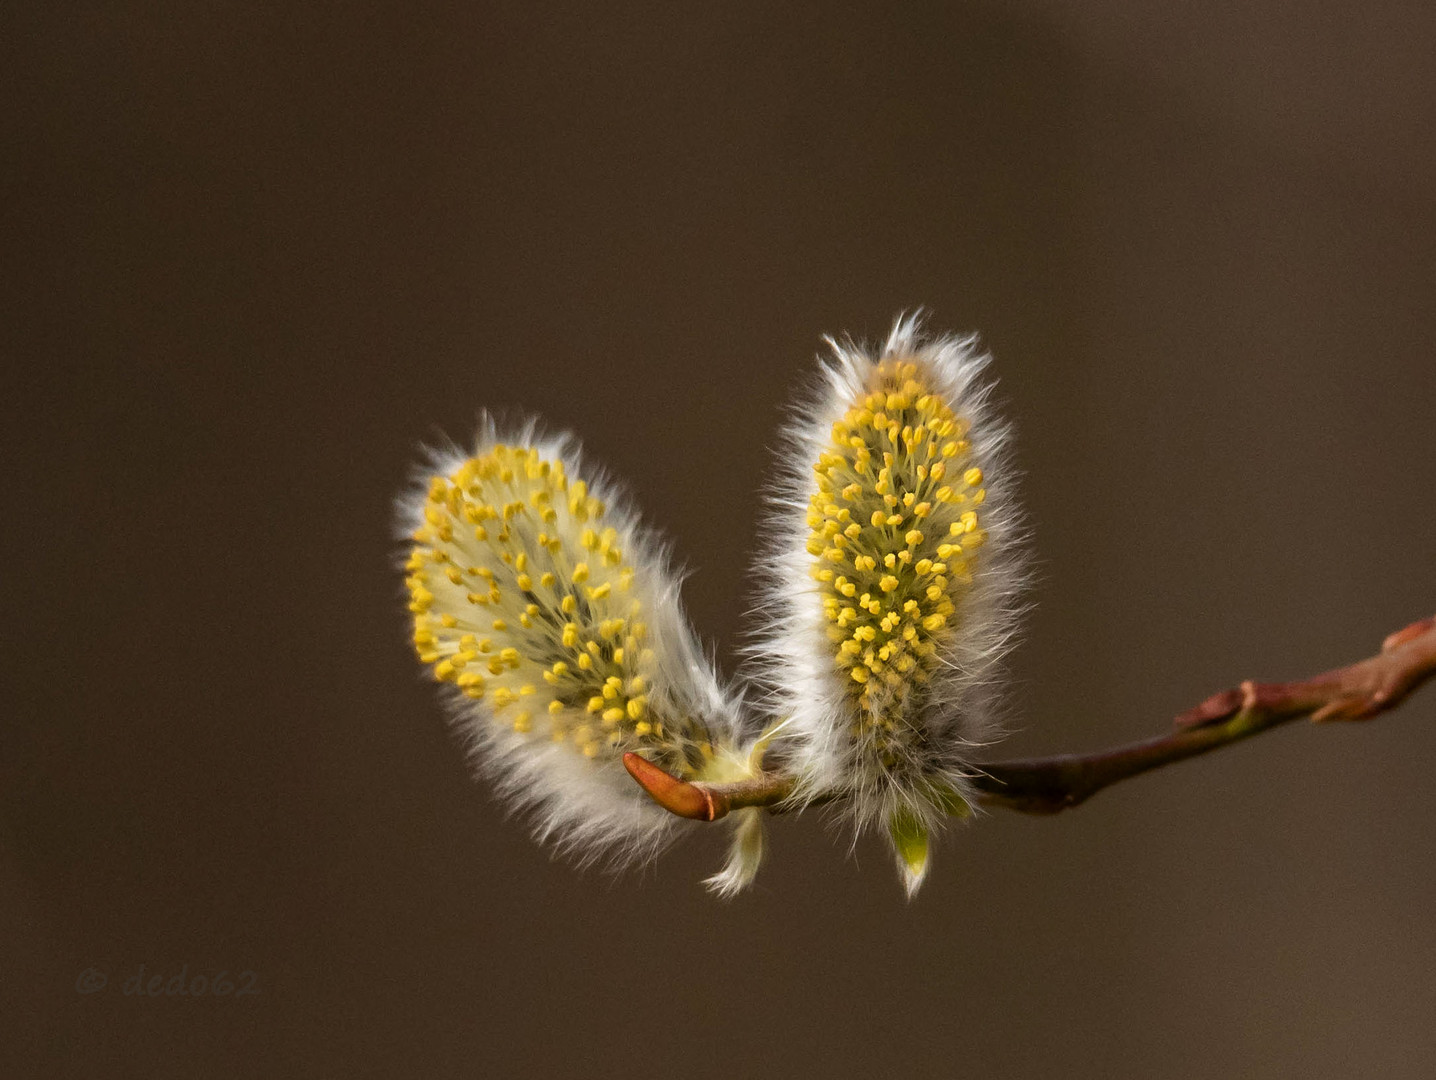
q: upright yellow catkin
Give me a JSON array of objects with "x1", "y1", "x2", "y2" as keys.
[
  {"x1": 806, "y1": 358, "x2": 989, "y2": 755},
  {"x1": 753, "y1": 315, "x2": 1025, "y2": 896}
]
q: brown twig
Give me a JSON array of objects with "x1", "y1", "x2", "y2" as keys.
[{"x1": 625, "y1": 614, "x2": 1436, "y2": 821}]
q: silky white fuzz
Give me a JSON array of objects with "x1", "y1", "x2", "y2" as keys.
[
  {"x1": 702, "y1": 807, "x2": 765, "y2": 899},
  {"x1": 748, "y1": 314, "x2": 1026, "y2": 894},
  {"x1": 398, "y1": 416, "x2": 763, "y2": 886}
]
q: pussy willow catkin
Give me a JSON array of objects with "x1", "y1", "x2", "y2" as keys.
[
  {"x1": 751, "y1": 314, "x2": 1025, "y2": 895},
  {"x1": 399, "y1": 419, "x2": 765, "y2": 893},
  {"x1": 401, "y1": 316, "x2": 1022, "y2": 898}
]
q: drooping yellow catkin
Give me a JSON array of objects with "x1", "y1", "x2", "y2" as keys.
[
  {"x1": 804, "y1": 359, "x2": 989, "y2": 764},
  {"x1": 405, "y1": 443, "x2": 719, "y2": 776}
]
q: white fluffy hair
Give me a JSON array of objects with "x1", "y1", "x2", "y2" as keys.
[
  {"x1": 397, "y1": 415, "x2": 761, "y2": 884},
  {"x1": 746, "y1": 313, "x2": 1028, "y2": 885}
]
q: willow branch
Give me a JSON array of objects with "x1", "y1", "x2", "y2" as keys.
[{"x1": 624, "y1": 613, "x2": 1436, "y2": 821}]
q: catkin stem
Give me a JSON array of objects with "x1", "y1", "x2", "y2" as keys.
[{"x1": 628, "y1": 614, "x2": 1436, "y2": 820}]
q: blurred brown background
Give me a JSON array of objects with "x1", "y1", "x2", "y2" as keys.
[{"x1": 5, "y1": 2, "x2": 1435, "y2": 1077}]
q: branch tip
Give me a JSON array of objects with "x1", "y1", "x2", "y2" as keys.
[
  {"x1": 1384, "y1": 615, "x2": 1435, "y2": 654},
  {"x1": 622, "y1": 753, "x2": 728, "y2": 821}
]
